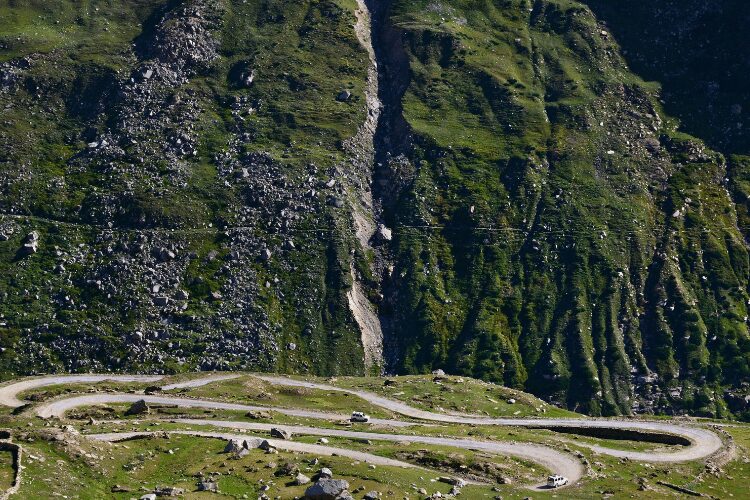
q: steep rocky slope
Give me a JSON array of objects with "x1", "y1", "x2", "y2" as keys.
[
  {"x1": 1, "y1": 0, "x2": 749, "y2": 419},
  {"x1": 0, "y1": 0, "x2": 374, "y2": 376}
]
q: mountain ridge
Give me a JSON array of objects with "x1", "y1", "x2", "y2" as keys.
[{"x1": 0, "y1": 0, "x2": 749, "y2": 420}]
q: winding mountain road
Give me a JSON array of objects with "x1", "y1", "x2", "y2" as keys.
[
  {"x1": 0, "y1": 375, "x2": 164, "y2": 408},
  {"x1": 254, "y1": 375, "x2": 725, "y2": 463},
  {"x1": 0, "y1": 373, "x2": 729, "y2": 491},
  {"x1": 0, "y1": 373, "x2": 241, "y2": 408}
]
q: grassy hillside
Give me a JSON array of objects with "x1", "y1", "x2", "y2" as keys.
[{"x1": 377, "y1": 0, "x2": 750, "y2": 417}]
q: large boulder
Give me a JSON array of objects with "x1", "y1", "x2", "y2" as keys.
[
  {"x1": 223, "y1": 439, "x2": 244, "y2": 454},
  {"x1": 270, "y1": 428, "x2": 292, "y2": 440},
  {"x1": 125, "y1": 399, "x2": 149, "y2": 416},
  {"x1": 304, "y1": 479, "x2": 350, "y2": 500},
  {"x1": 373, "y1": 224, "x2": 393, "y2": 243},
  {"x1": 19, "y1": 231, "x2": 39, "y2": 256}
]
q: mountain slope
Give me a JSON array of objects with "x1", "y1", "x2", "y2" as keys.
[
  {"x1": 0, "y1": 0, "x2": 373, "y2": 375},
  {"x1": 373, "y1": 0, "x2": 750, "y2": 417},
  {"x1": 1, "y1": 0, "x2": 749, "y2": 419}
]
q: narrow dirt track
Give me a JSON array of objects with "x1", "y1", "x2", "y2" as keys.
[{"x1": 33, "y1": 393, "x2": 412, "y2": 427}]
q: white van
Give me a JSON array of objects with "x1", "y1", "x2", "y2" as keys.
[
  {"x1": 547, "y1": 475, "x2": 568, "y2": 488},
  {"x1": 350, "y1": 411, "x2": 370, "y2": 423}
]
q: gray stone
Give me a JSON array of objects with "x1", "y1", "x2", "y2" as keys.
[
  {"x1": 270, "y1": 428, "x2": 291, "y2": 440},
  {"x1": 154, "y1": 485, "x2": 185, "y2": 496},
  {"x1": 304, "y1": 479, "x2": 350, "y2": 500},
  {"x1": 374, "y1": 224, "x2": 392, "y2": 243},
  {"x1": 295, "y1": 472, "x2": 311, "y2": 485},
  {"x1": 20, "y1": 231, "x2": 39, "y2": 256},
  {"x1": 224, "y1": 439, "x2": 244, "y2": 453},
  {"x1": 336, "y1": 90, "x2": 352, "y2": 102},
  {"x1": 329, "y1": 197, "x2": 345, "y2": 208},
  {"x1": 153, "y1": 296, "x2": 169, "y2": 307},
  {"x1": 125, "y1": 399, "x2": 149, "y2": 416},
  {"x1": 318, "y1": 467, "x2": 333, "y2": 479},
  {"x1": 438, "y1": 477, "x2": 466, "y2": 487},
  {"x1": 197, "y1": 479, "x2": 218, "y2": 492}
]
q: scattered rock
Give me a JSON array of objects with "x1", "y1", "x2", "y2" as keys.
[
  {"x1": 373, "y1": 224, "x2": 393, "y2": 243},
  {"x1": 270, "y1": 428, "x2": 292, "y2": 440},
  {"x1": 245, "y1": 410, "x2": 272, "y2": 420},
  {"x1": 438, "y1": 477, "x2": 466, "y2": 488},
  {"x1": 304, "y1": 478, "x2": 350, "y2": 500},
  {"x1": 259, "y1": 440, "x2": 275, "y2": 452},
  {"x1": 154, "y1": 485, "x2": 185, "y2": 496},
  {"x1": 197, "y1": 479, "x2": 218, "y2": 492},
  {"x1": 124, "y1": 399, "x2": 149, "y2": 416},
  {"x1": 295, "y1": 472, "x2": 311, "y2": 485},
  {"x1": 318, "y1": 467, "x2": 333, "y2": 479},
  {"x1": 19, "y1": 231, "x2": 39, "y2": 256},
  {"x1": 153, "y1": 296, "x2": 170, "y2": 307},
  {"x1": 224, "y1": 439, "x2": 245, "y2": 454}
]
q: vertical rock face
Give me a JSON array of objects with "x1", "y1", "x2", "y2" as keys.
[{"x1": 0, "y1": 0, "x2": 749, "y2": 419}]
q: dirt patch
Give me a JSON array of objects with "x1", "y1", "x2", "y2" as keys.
[{"x1": 345, "y1": 0, "x2": 384, "y2": 371}]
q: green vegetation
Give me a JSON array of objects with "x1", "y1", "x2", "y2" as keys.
[
  {"x1": 0, "y1": 0, "x2": 749, "y2": 420},
  {"x1": 379, "y1": 0, "x2": 750, "y2": 417},
  {"x1": 0, "y1": 373, "x2": 746, "y2": 499}
]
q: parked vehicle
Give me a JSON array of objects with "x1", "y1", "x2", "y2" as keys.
[
  {"x1": 350, "y1": 411, "x2": 370, "y2": 423},
  {"x1": 547, "y1": 475, "x2": 568, "y2": 488}
]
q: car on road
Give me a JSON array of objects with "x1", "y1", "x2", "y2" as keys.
[
  {"x1": 350, "y1": 411, "x2": 370, "y2": 423},
  {"x1": 547, "y1": 475, "x2": 568, "y2": 488}
]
